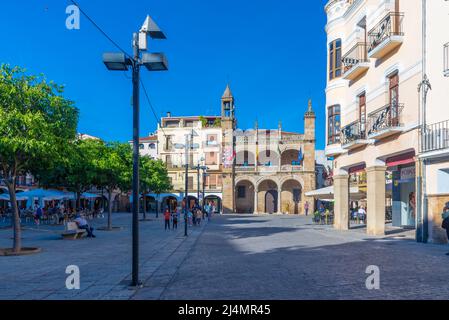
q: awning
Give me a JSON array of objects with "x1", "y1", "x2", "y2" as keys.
[
  {"x1": 0, "y1": 193, "x2": 28, "y2": 201},
  {"x1": 305, "y1": 185, "x2": 366, "y2": 201}
]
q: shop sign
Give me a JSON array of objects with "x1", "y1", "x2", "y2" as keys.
[{"x1": 400, "y1": 166, "x2": 415, "y2": 181}]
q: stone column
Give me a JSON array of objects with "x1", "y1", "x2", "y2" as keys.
[
  {"x1": 254, "y1": 189, "x2": 258, "y2": 214},
  {"x1": 334, "y1": 174, "x2": 349, "y2": 230},
  {"x1": 277, "y1": 188, "x2": 282, "y2": 214},
  {"x1": 366, "y1": 166, "x2": 387, "y2": 236}
]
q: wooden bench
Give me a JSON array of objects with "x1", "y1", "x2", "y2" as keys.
[{"x1": 62, "y1": 222, "x2": 87, "y2": 240}]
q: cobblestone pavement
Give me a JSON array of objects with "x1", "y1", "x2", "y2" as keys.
[{"x1": 1, "y1": 214, "x2": 448, "y2": 300}]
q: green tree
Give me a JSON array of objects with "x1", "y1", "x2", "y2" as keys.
[
  {"x1": 0, "y1": 65, "x2": 78, "y2": 253},
  {"x1": 37, "y1": 138, "x2": 104, "y2": 212},
  {"x1": 140, "y1": 158, "x2": 172, "y2": 219},
  {"x1": 96, "y1": 142, "x2": 132, "y2": 229}
]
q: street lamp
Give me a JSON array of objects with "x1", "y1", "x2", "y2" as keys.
[
  {"x1": 175, "y1": 129, "x2": 199, "y2": 237},
  {"x1": 102, "y1": 14, "x2": 168, "y2": 287}
]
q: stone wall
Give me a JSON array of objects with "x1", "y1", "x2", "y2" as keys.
[{"x1": 428, "y1": 194, "x2": 449, "y2": 244}]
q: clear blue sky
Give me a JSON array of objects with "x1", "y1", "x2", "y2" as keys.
[{"x1": 0, "y1": 0, "x2": 328, "y2": 149}]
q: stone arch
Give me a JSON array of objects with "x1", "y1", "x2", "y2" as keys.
[
  {"x1": 281, "y1": 149, "x2": 300, "y2": 166},
  {"x1": 281, "y1": 179, "x2": 303, "y2": 214},
  {"x1": 256, "y1": 179, "x2": 280, "y2": 214},
  {"x1": 235, "y1": 150, "x2": 256, "y2": 166},
  {"x1": 235, "y1": 180, "x2": 256, "y2": 213},
  {"x1": 258, "y1": 149, "x2": 280, "y2": 166}
]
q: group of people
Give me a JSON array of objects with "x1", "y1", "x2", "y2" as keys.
[{"x1": 163, "y1": 201, "x2": 217, "y2": 231}]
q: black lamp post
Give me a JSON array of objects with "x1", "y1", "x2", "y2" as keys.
[{"x1": 102, "y1": 15, "x2": 168, "y2": 287}]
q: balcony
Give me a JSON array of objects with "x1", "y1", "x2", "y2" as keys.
[
  {"x1": 280, "y1": 165, "x2": 302, "y2": 172},
  {"x1": 421, "y1": 120, "x2": 449, "y2": 154},
  {"x1": 368, "y1": 12, "x2": 404, "y2": 59},
  {"x1": 367, "y1": 103, "x2": 404, "y2": 140},
  {"x1": 342, "y1": 43, "x2": 370, "y2": 80},
  {"x1": 444, "y1": 43, "x2": 449, "y2": 77},
  {"x1": 203, "y1": 141, "x2": 220, "y2": 149},
  {"x1": 341, "y1": 120, "x2": 369, "y2": 150},
  {"x1": 325, "y1": 137, "x2": 345, "y2": 157},
  {"x1": 235, "y1": 165, "x2": 256, "y2": 173}
]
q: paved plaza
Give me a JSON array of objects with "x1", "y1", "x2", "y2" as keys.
[{"x1": 0, "y1": 214, "x2": 448, "y2": 300}]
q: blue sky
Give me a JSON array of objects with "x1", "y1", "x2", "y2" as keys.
[{"x1": 0, "y1": 0, "x2": 328, "y2": 149}]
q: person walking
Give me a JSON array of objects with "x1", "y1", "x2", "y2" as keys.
[
  {"x1": 195, "y1": 207, "x2": 202, "y2": 226},
  {"x1": 304, "y1": 201, "x2": 310, "y2": 216},
  {"x1": 207, "y1": 201, "x2": 213, "y2": 221},
  {"x1": 442, "y1": 203, "x2": 449, "y2": 255},
  {"x1": 172, "y1": 209, "x2": 178, "y2": 230},
  {"x1": 358, "y1": 206, "x2": 367, "y2": 224},
  {"x1": 164, "y1": 208, "x2": 171, "y2": 231}
]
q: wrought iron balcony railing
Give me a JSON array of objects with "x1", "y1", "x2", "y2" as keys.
[
  {"x1": 421, "y1": 120, "x2": 449, "y2": 153},
  {"x1": 368, "y1": 12, "x2": 404, "y2": 52},
  {"x1": 444, "y1": 42, "x2": 449, "y2": 77},
  {"x1": 367, "y1": 103, "x2": 404, "y2": 137},
  {"x1": 341, "y1": 120, "x2": 366, "y2": 145},
  {"x1": 342, "y1": 42, "x2": 369, "y2": 72}
]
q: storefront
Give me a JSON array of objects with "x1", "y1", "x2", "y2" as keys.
[{"x1": 388, "y1": 152, "x2": 416, "y2": 228}]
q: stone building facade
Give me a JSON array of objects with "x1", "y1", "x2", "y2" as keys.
[{"x1": 232, "y1": 101, "x2": 317, "y2": 214}]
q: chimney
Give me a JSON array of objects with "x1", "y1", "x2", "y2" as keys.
[{"x1": 166, "y1": 111, "x2": 171, "y2": 118}]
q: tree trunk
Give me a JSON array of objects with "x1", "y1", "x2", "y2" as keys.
[
  {"x1": 143, "y1": 194, "x2": 147, "y2": 220},
  {"x1": 108, "y1": 189, "x2": 113, "y2": 230},
  {"x1": 6, "y1": 181, "x2": 21, "y2": 253},
  {"x1": 156, "y1": 194, "x2": 159, "y2": 218}
]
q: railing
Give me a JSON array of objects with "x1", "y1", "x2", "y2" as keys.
[
  {"x1": 203, "y1": 141, "x2": 220, "y2": 148},
  {"x1": 368, "y1": 12, "x2": 404, "y2": 52},
  {"x1": 280, "y1": 165, "x2": 302, "y2": 172},
  {"x1": 367, "y1": 103, "x2": 404, "y2": 136},
  {"x1": 341, "y1": 120, "x2": 366, "y2": 145},
  {"x1": 235, "y1": 166, "x2": 256, "y2": 172},
  {"x1": 444, "y1": 42, "x2": 449, "y2": 77},
  {"x1": 421, "y1": 120, "x2": 449, "y2": 153},
  {"x1": 342, "y1": 42, "x2": 369, "y2": 72}
]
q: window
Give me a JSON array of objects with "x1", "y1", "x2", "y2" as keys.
[
  {"x1": 149, "y1": 143, "x2": 156, "y2": 149},
  {"x1": 328, "y1": 105, "x2": 341, "y2": 145},
  {"x1": 207, "y1": 134, "x2": 217, "y2": 145},
  {"x1": 293, "y1": 189, "x2": 301, "y2": 202},
  {"x1": 389, "y1": 73, "x2": 399, "y2": 126},
  {"x1": 359, "y1": 93, "x2": 366, "y2": 135},
  {"x1": 139, "y1": 144, "x2": 145, "y2": 150},
  {"x1": 237, "y1": 186, "x2": 246, "y2": 198},
  {"x1": 165, "y1": 136, "x2": 173, "y2": 151},
  {"x1": 188, "y1": 177, "x2": 194, "y2": 189},
  {"x1": 206, "y1": 152, "x2": 217, "y2": 165},
  {"x1": 329, "y1": 39, "x2": 342, "y2": 80}
]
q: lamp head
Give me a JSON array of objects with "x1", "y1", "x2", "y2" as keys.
[
  {"x1": 141, "y1": 53, "x2": 169, "y2": 71},
  {"x1": 140, "y1": 15, "x2": 166, "y2": 39}
]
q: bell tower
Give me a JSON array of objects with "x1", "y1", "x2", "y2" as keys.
[{"x1": 221, "y1": 84, "x2": 236, "y2": 213}]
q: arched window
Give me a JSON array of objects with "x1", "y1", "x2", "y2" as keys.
[
  {"x1": 149, "y1": 143, "x2": 156, "y2": 149},
  {"x1": 329, "y1": 39, "x2": 342, "y2": 80}
]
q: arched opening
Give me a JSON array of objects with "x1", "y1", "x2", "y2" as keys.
[
  {"x1": 235, "y1": 151, "x2": 256, "y2": 167},
  {"x1": 161, "y1": 196, "x2": 178, "y2": 212},
  {"x1": 141, "y1": 195, "x2": 156, "y2": 213},
  {"x1": 258, "y1": 180, "x2": 279, "y2": 214},
  {"x1": 281, "y1": 149, "x2": 301, "y2": 166},
  {"x1": 258, "y1": 149, "x2": 280, "y2": 167},
  {"x1": 182, "y1": 196, "x2": 198, "y2": 211},
  {"x1": 204, "y1": 196, "x2": 222, "y2": 213},
  {"x1": 235, "y1": 180, "x2": 255, "y2": 213},
  {"x1": 281, "y1": 179, "x2": 302, "y2": 214}
]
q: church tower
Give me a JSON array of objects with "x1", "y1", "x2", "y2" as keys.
[
  {"x1": 303, "y1": 99, "x2": 317, "y2": 213},
  {"x1": 221, "y1": 84, "x2": 236, "y2": 213}
]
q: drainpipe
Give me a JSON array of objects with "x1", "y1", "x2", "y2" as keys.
[{"x1": 418, "y1": 0, "x2": 430, "y2": 243}]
